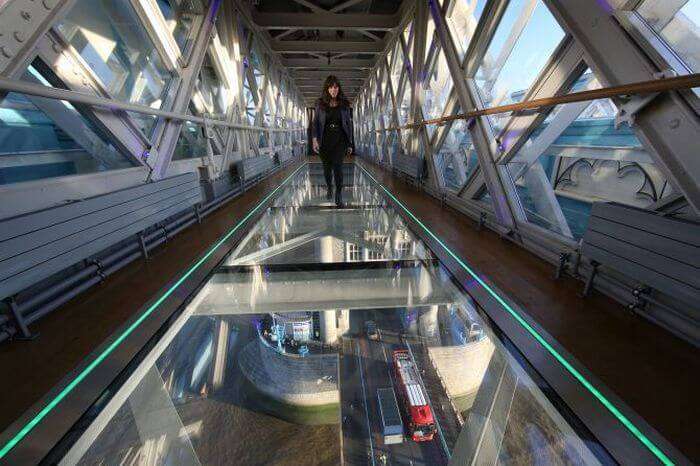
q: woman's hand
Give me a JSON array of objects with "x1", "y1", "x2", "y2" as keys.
[{"x1": 312, "y1": 138, "x2": 320, "y2": 153}]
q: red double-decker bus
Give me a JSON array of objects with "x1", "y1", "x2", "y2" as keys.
[{"x1": 392, "y1": 349, "x2": 436, "y2": 442}]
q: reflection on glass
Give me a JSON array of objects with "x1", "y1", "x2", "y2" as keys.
[
  {"x1": 474, "y1": 0, "x2": 565, "y2": 134},
  {"x1": 174, "y1": 121, "x2": 208, "y2": 160},
  {"x1": 390, "y1": 40, "x2": 404, "y2": 93},
  {"x1": 57, "y1": 0, "x2": 174, "y2": 137},
  {"x1": 446, "y1": 0, "x2": 488, "y2": 61},
  {"x1": 421, "y1": 38, "x2": 453, "y2": 138},
  {"x1": 197, "y1": 56, "x2": 229, "y2": 117},
  {"x1": 637, "y1": 0, "x2": 700, "y2": 83},
  {"x1": 397, "y1": 79, "x2": 412, "y2": 151},
  {"x1": 156, "y1": 0, "x2": 197, "y2": 52},
  {"x1": 506, "y1": 70, "x2": 671, "y2": 239},
  {"x1": 61, "y1": 164, "x2": 611, "y2": 465},
  {"x1": 0, "y1": 65, "x2": 135, "y2": 185},
  {"x1": 436, "y1": 113, "x2": 479, "y2": 192},
  {"x1": 244, "y1": 79, "x2": 256, "y2": 125}
]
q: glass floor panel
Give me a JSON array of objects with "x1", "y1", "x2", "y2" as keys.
[{"x1": 57, "y1": 164, "x2": 610, "y2": 465}]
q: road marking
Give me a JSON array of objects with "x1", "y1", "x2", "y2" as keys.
[
  {"x1": 356, "y1": 339, "x2": 376, "y2": 466},
  {"x1": 406, "y1": 341, "x2": 451, "y2": 461}
]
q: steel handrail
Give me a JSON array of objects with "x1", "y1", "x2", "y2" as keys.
[
  {"x1": 0, "y1": 77, "x2": 303, "y2": 132},
  {"x1": 375, "y1": 73, "x2": 700, "y2": 132}
]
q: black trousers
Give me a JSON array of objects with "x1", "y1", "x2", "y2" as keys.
[{"x1": 322, "y1": 159, "x2": 343, "y2": 200}]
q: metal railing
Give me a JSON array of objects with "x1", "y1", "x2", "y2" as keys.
[
  {"x1": 0, "y1": 77, "x2": 304, "y2": 132},
  {"x1": 375, "y1": 73, "x2": 700, "y2": 131}
]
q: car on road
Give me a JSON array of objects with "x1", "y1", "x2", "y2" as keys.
[{"x1": 365, "y1": 320, "x2": 379, "y2": 340}]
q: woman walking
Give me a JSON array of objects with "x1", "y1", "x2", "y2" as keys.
[{"x1": 311, "y1": 75, "x2": 354, "y2": 207}]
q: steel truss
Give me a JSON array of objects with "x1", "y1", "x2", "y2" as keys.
[{"x1": 354, "y1": 0, "x2": 700, "y2": 343}]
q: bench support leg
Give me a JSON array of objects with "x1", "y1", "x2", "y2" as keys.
[
  {"x1": 477, "y1": 212, "x2": 487, "y2": 231},
  {"x1": 554, "y1": 253, "x2": 570, "y2": 280},
  {"x1": 581, "y1": 261, "x2": 599, "y2": 297},
  {"x1": 138, "y1": 233, "x2": 149, "y2": 260},
  {"x1": 194, "y1": 204, "x2": 202, "y2": 224},
  {"x1": 3, "y1": 297, "x2": 37, "y2": 340}
]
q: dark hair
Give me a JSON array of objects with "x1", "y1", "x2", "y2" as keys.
[{"x1": 318, "y1": 75, "x2": 349, "y2": 109}]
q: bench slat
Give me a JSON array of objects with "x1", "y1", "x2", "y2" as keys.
[
  {"x1": 591, "y1": 202, "x2": 699, "y2": 247},
  {"x1": 0, "y1": 180, "x2": 199, "y2": 262},
  {"x1": 586, "y1": 216, "x2": 700, "y2": 267},
  {"x1": 582, "y1": 243, "x2": 698, "y2": 304},
  {"x1": 0, "y1": 187, "x2": 201, "y2": 284},
  {"x1": 0, "y1": 190, "x2": 201, "y2": 299},
  {"x1": 584, "y1": 230, "x2": 699, "y2": 289},
  {"x1": 0, "y1": 173, "x2": 196, "y2": 242}
]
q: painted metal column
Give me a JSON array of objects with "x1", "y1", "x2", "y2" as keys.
[
  {"x1": 0, "y1": 0, "x2": 79, "y2": 79},
  {"x1": 429, "y1": 0, "x2": 517, "y2": 230},
  {"x1": 545, "y1": 0, "x2": 700, "y2": 215}
]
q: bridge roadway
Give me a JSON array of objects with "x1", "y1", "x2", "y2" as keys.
[{"x1": 339, "y1": 308, "x2": 450, "y2": 466}]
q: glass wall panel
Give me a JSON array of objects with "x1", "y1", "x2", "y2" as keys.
[
  {"x1": 156, "y1": 0, "x2": 197, "y2": 52},
  {"x1": 403, "y1": 21, "x2": 414, "y2": 69},
  {"x1": 446, "y1": 0, "x2": 488, "y2": 61},
  {"x1": 389, "y1": 41, "x2": 404, "y2": 93},
  {"x1": 637, "y1": 0, "x2": 700, "y2": 72},
  {"x1": 397, "y1": 77, "x2": 412, "y2": 152},
  {"x1": 0, "y1": 65, "x2": 135, "y2": 185},
  {"x1": 57, "y1": 0, "x2": 174, "y2": 136},
  {"x1": 174, "y1": 121, "x2": 208, "y2": 160},
  {"x1": 473, "y1": 0, "x2": 565, "y2": 134},
  {"x1": 197, "y1": 56, "x2": 229, "y2": 117},
  {"x1": 421, "y1": 42, "x2": 452, "y2": 138},
  {"x1": 244, "y1": 79, "x2": 256, "y2": 125},
  {"x1": 435, "y1": 114, "x2": 479, "y2": 192},
  {"x1": 506, "y1": 70, "x2": 672, "y2": 239}
]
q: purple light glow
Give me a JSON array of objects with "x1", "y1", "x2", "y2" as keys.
[{"x1": 594, "y1": 0, "x2": 614, "y2": 14}]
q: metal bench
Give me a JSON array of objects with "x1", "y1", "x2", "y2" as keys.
[
  {"x1": 0, "y1": 172, "x2": 202, "y2": 337},
  {"x1": 392, "y1": 153, "x2": 424, "y2": 184},
  {"x1": 580, "y1": 202, "x2": 700, "y2": 309},
  {"x1": 235, "y1": 155, "x2": 274, "y2": 189}
]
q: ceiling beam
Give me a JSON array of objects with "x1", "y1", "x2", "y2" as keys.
[
  {"x1": 271, "y1": 40, "x2": 385, "y2": 54},
  {"x1": 291, "y1": 69, "x2": 368, "y2": 79},
  {"x1": 289, "y1": 0, "x2": 326, "y2": 14},
  {"x1": 294, "y1": 77, "x2": 366, "y2": 86},
  {"x1": 282, "y1": 58, "x2": 376, "y2": 69},
  {"x1": 252, "y1": 12, "x2": 399, "y2": 30},
  {"x1": 330, "y1": 0, "x2": 368, "y2": 13}
]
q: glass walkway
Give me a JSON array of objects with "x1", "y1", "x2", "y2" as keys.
[{"x1": 17, "y1": 162, "x2": 634, "y2": 466}]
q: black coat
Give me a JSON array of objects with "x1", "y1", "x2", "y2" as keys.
[{"x1": 311, "y1": 100, "x2": 354, "y2": 152}]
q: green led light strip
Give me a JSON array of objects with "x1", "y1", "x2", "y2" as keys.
[
  {"x1": 358, "y1": 164, "x2": 674, "y2": 466},
  {"x1": 0, "y1": 163, "x2": 306, "y2": 461}
]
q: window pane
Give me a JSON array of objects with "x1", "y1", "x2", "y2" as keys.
[
  {"x1": 156, "y1": 0, "x2": 197, "y2": 52},
  {"x1": 421, "y1": 39, "x2": 453, "y2": 138},
  {"x1": 57, "y1": 0, "x2": 174, "y2": 137},
  {"x1": 174, "y1": 121, "x2": 208, "y2": 160},
  {"x1": 436, "y1": 114, "x2": 479, "y2": 192},
  {"x1": 447, "y1": 0, "x2": 488, "y2": 61},
  {"x1": 244, "y1": 79, "x2": 256, "y2": 125},
  {"x1": 396, "y1": 78, "x2": 412, "y2": 151},
  {"x1": 0, "y1": 66, "x2": 136, "y2": 185},
  {"x1": 506, "y1": 70, "x2": 673, "y2": 239},
  {"x1": 637, "y1": 0, "x2": 700, "y2": 95},
  {"x1": 197, "y1": 56, "x2": 229, "y2": 117},
  {"x1": 474, "y1": 0, "x2": 565, "y2": 135},
  {"x1": 389, "y1": 41, "x2": 404, "y2": 93}
]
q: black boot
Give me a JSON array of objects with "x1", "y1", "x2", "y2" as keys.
[{"x1": 335, "y1": 190, "x2": 344, "y2": 208}]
